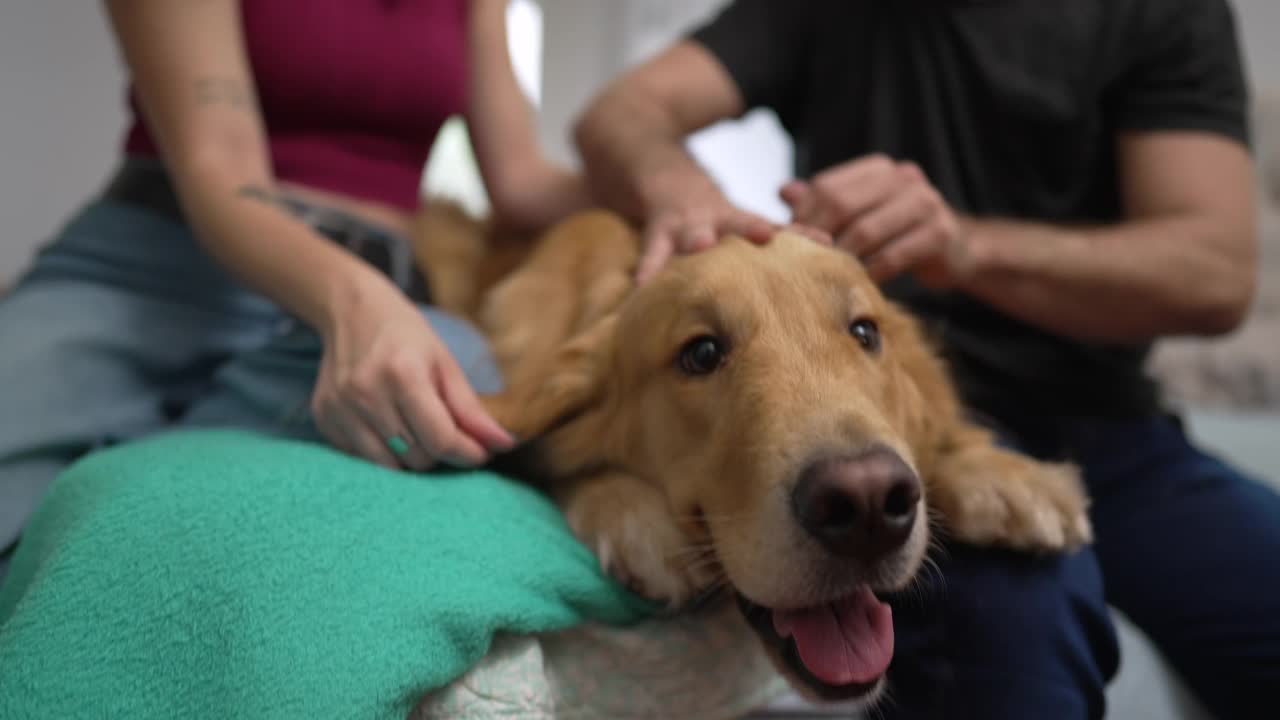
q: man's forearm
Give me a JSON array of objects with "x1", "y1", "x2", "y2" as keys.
[
  {"x1": 954, "y1": 213, "x2": 1256, "y2": 343},
  {"x1": 490, "y1": 160, "x2": 595, "y2": 233},
  {"x1": 574, "y1": 85, "x2": 726, "y2": 222}
]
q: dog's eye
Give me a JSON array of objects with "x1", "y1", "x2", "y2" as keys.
[
  {"x1": 849, "y1": 318, "x2": 880, "y2": 353},
  {"x1": 678, "y1": 336, "x2": 727, "y2": 376}
]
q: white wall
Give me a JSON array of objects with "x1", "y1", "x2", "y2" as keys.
[
  {"x1": 1237, "y1": 0, "x2": 1280, "y2": 89},
  {"x1": 0, "y1": 4, "x2": 127, "y2": 284}
]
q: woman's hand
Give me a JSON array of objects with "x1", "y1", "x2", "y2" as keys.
[{"x1": 312, "y1": 277, "x2": 514, "y2": 471}]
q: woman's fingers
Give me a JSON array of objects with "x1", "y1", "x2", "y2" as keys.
[
  {"x1": 395, "y1": 367, "x2": 488, "y2": 468},
  {"x1": 436, "y1": 357, "x2": 514, "y2": 453},
  {"x1": 336, "y1": 405, "x2": 404, "y2": 470}
]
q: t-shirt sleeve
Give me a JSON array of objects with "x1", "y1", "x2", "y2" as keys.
[
  {"x1": 1108, "y1": 0, "x2": 1250, "y2": 145},
  {"x1": 687, "y1": 0, "x2": 812, "y2": 115}
]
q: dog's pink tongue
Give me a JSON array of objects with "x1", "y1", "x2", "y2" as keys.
[{"x1": 772, "y1": 588, "x2": 893, "y2": 686}]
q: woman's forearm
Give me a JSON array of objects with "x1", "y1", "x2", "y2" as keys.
[{"x1": 174, "y1": 158, "x2": 399, "y2": 335}]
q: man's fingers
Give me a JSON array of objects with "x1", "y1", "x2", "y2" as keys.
[
  {"x1": 805, "y1": 156, "x2": 902, "y2": 231},
  {"x1": 837, "y1": 189, "x2": 932, "y2": 258},
  {"x1": 860, "y1": 188, "x2": 935, "y2": 249},
  {"x1": 779, "y1": 179, "x2": 814, "y2": 217},
  {"x1": 782, "y1": 223, "x2": 833, "y2": 246},
  {"x1": 821, "y1": 153, "x2": 900, "y2": 188},
  {"x1": 639, "y1": 206, "x2": 774, "y2": 284},
  {"x1": 862, "y1": 224, "x2": 940, "y2": 283},
  {"x1": 636, "y1": 226, "x2": 675, "y2": 285},
  {"x1": 781, "y1": 180, "x2": 821, "y2": 232},
  {"x1": 676, "y1": 221, "x2": 718, "y2": 252},
  {"x1": 721, "y1": 211, "x2": 776, "y2": 244}
]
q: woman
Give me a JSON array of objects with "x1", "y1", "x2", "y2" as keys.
[{"x1": 0, "y1": 0, "x2": 586, "y2": 580}]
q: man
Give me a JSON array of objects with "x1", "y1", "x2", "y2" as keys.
[{"x1": 573, "y1": 1, "x2": 1280, "y2": 718}]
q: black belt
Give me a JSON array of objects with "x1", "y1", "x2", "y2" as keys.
[{"x1": 100, "y1": 162, "x2": 431, "y2": 303}]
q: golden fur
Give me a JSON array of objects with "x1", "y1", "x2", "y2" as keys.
[{"x1": 413, "y1": 198, "x2": 1092, "y2": 702}]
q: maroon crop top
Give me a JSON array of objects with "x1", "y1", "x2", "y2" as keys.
[{"x1": 122, "y1": 0, "x2": 468, "y2": 212}]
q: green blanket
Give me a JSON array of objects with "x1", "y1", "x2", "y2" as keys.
[{"x1": 0, "y1": 430, "x2": 655, "y2": 719}]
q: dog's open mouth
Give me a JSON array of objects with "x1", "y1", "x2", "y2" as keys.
[{"x1": 736, "y1": 587, "x2": 892, "y2": 702}]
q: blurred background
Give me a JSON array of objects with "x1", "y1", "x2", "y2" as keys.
[{"x1": 2, "y1": 0, "x2": 1276, "y2": 280}]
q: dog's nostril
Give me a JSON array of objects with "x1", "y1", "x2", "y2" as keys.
[
  {"x1": 813, "y1": 488, "x2": 860, "y2": 533},
  {"x1": 793, "y1": 448, "x2": 921, "y2": 559},
  {"x1": 883, "y1": 481, "x2": 919, "y2": 521}
]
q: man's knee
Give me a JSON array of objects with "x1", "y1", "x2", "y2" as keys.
[{"x1": 884, "y1": 544, "x2": 1118, "y2": 719}]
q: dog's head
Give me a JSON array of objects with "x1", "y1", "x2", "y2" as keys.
[{"x1": 498, "y1": 231, "x2": 951, "y2": 702}]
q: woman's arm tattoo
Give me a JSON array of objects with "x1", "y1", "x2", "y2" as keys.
[{"x1": 194, "y1": 77, "x2": 252, "y2": 110}]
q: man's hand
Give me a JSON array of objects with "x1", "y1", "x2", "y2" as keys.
[
  {"x1": 636, "y1": 194, "x2": 775, "y2": 285},
  {"x1": 781, "y1": 154, "x2": 972, "y2": 288}
]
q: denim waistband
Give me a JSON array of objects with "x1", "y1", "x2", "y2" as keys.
[{"x1": 100, "y1": 159, "x2": 431, "y2": 303}]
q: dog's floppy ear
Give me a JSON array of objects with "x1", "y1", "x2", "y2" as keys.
[
  {"x1": 878, "y1": 302, "x2": 959, "y2": 477},
  {"x1": 482, "y1": 313, "x2": 619, "y2": 447}
]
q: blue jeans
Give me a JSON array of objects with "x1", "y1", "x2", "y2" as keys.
[
  {"x1": 883, "y1": 412, "x2": 1280, "y2": 719},
  {"x1": 0, "y1": 193, "x2": 501, "y2": 579}
]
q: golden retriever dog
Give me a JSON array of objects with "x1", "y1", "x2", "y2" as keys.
[{"x1": 414, "y1": 200, "x2": 1092, "y2": 705}]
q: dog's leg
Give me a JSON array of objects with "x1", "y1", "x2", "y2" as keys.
[
  {"x1": 556, "y1": 470, "x2": 717, "y2": 608},
  {"x1": 925, "y1": 426, "x2": 1093, "y2": 552}
]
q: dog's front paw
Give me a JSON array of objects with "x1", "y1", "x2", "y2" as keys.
[
  {"x1": 933, "y1": 448, "x2": 1092, "y2": 553},
  {"x1": 561, "y1": 473, "x2": 715, "y2": 607}
]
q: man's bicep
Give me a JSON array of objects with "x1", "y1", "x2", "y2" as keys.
[
  {"x1": 1117, "y1": 131, "x2": 1254, "y2": 221},
  {"x1": 623, "y1": 40, "x2": 747, "y2": 134}
]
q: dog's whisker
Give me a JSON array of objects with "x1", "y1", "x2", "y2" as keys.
[{"x1": 865, "y1": 680, "x2": 898, "y2": 720}]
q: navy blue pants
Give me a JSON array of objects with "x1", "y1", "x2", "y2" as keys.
[{"x1": 882, "y1": 412, "x2": 1280, "y2": 719}]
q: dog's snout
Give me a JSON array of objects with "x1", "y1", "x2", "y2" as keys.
[{"x1": 792, "y1": 447, "x2": 921, "y2": 560}]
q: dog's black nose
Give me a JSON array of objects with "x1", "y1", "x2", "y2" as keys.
[{"x1": 792, "y1": 447, "x2": 921, "y2": 560}]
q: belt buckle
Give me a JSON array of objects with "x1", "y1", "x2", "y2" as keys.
[{"x1": 293, "y1": 201, "x2": 427, "y2": 303}]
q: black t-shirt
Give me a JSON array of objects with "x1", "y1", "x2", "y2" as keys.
[{"x1": 690, "y1": 0, "x2": 1250, "y2": 418}]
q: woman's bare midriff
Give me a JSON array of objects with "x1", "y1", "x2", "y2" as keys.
[{"x1": 277, "y1": 181, "x2": 415, "y2": 239}]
